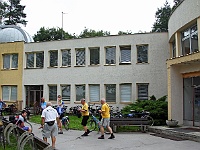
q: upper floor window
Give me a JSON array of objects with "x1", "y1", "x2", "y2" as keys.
[
  {"x1": 137, "y1": 45, "x2": 148, "y2": 63},
  {"x1": 181, "y1": 24, "x2": 198, "y2": 55},
  {"x1": 75, "y1": 84, "x2": 85, "y2": 101},
  {"x1": 2, "y1": 85, "x2": 17, "y2": 101},
  {"x1": 49, "y1": 85, "x2": 57, "y2": 101},
  {"x1": 172, "y1": 39, "x2": 176, "y2": 58},
  {"x1": 62, "y1": 49, "x2": 71, "y2": 67},
  {"x1": 76, "y1": 48, "x2": 85, "y2": 66},
  {"x1": 89, "y1": 84, "x2": 100, "y2": 102},
  {"x1": 26, "y1": 52, "x2": 44, "y2": 68},
  {"x1": 61, "y1": 85, "x2": 71, "y2": 101},
  {"x1": 105, "y1": 47, "x2": 116, "y2": 64},
  {"x1": 3, "y1": 53, "x2": 18, "y2": 69},
  {"x1": 105, "y1": 84, "x2": 116, "y2": 102},
  {"x1": 137, "y1": 83, "x2": 148, "y2": 100},
  {"x1": 89, "y1": 47, "x2": 100, "y2": 65},
  {"x1": 120, "y1": 46, "x2": 131, "y2": 64},
  {"x1": 120, "y1": 83, "x2": 131, "y2": 102},
  {"x1": 49, "y1": 50, "x2": 58, "y2": 67}
]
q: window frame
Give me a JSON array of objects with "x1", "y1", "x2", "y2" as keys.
[
  {"x1": 2, "y1": 85, "x2": 17, "y2": 101},
  {"x1": 48, "y1": 85, "x2": 57, "y2": 101},
  {"x1": 120, "y1": 83, "x2": 132, "y2": 103},
  {"x1": 137, "y1": 83, "x2": 149, "y2": 100},
  {"x1": 105, "y1": 84, "x2": 116, "y2": 102},
  {"x1": 61, "y1": 84, "x2": 71, "y2": 101},
  {"x1": 89, "y1": 47, "x2": 100, "y2": 65},
  {"x1": 89, "y1": 84, "x2": 100, "y2": 102},
  {"x1": 119, "y1": 45, "x2": 131, "y2": 64},
  {"x1": 105, "y1": 46, "x2": 116, "y2": 65},
  {"x1": 3, "y1": 53, "x2": 18, "y2": 69},
  {"x1": 136, "y1": 44, "x2": 148, "y2": 64},
  {"x1": 26, "y1": 52, "x2": 44, "y2": 68},
  {"x1": 75, "y1": 84, "x2": 85, "y2": 101},
  {"x1": 49, "y1": 50, "x2": 58, "y2": 67},
  {"x1": 61, "y1": 49, "x2": 71, "y2": 67},
  {"x1": 75, "y1": 48, "x2": 85, "y2": 66}
]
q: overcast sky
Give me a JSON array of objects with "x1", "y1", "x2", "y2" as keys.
[{"x1": 20, "y1": 0, "x2": 174, "y2": 36}]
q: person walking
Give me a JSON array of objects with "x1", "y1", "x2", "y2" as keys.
[
  {"x1": 40, "y1": 102, "x2": 60, "y2": 149},
  {"x1": 98, "y1": 98, "x2": 115, "y2": 139},
  {"x1": 79, "y1": 98, "x2": 90, "y2": 136},
  {"x1": 0, "y1": 99, "x2": 6, "y2": 116},
  {"x1": 40, "y1": 97, "x2": 47, "y2": 113},
  {"x1": 57, "y1": 95, "x2": 64, "y2": 134}
]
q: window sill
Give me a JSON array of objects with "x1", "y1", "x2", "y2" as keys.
[
  {"x1": 47, "y1": 66, "x2": 58, "y2": 68},
  {"x1": 24, "y1": 67, "x2": 43, "y2": 69},
  {"x1": 120, "y1": 102, "x2": 132, "y2": 104},
  {"x1": 104, "y1": 64, "x2": 116, "y2": 66},
  {"x1": 136, "y1": 62, "x2": 149, "y2": 64},
  {"x1": 88, "y1": 64, "x2": 100, "y2": 67},
  {"x1": 60, "y1": 66, "x2": 71, "y2": 68},
  {"x1": 74, "y1": 65, "x2": 85, "y2": 67},
  {"x1": 1, "y1": 68, "x2": 18, "y2": 71},
  {"x1": 119, "y1": 62, "x2": 131, "y2": 65}
]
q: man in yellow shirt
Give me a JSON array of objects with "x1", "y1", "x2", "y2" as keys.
[
  {"x1": 79, "y1": 98, "x2": 90, "y2": 136},
  {"x1": 98, "y1": 98, "x2": 115, "y2": 139}
]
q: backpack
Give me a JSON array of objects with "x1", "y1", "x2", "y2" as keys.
[{"x1": 9, "y1": 115, "x2": 19, "y2": 124}]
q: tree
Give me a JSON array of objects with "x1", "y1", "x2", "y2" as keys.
[
  {"x1": 33, "y1": 27, "x2": 74, "y2": 42},
  {"x1": 0, "y1": 0, "x2": 27, "y2": 26},
  {"x1": 78, "y1": 27, "x2": 110, "y2": 38},
  {"x1": 151, "y1": 1, "x2": 172, "y2": 32}
]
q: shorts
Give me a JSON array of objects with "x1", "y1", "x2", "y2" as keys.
[
  {"x1": 59, "y1": 113, "x2": 64, "y2": 120},
  {"x1": 42, "y1": 123, "x2": 58, "y2": 138},
  {"x1": 22, "y1": 126, "x2": 29, "y2": 131},
  {"x1": 81, "y1": 116, "x2": 89, "y2": 126},
  {"x1": 99, "y1": 118, "x2": 110, "y2": 127}
]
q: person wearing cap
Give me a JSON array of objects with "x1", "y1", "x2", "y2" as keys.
[
  {"x1": 16, "y1": 110, "x2": 32, "y2": 133},
  {"x1": 79, "y1": 98, "x2": 90, "y2": 136}
]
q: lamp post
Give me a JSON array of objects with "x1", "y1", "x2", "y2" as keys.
[{"x1": 62, "y1": 12, "x2": 66, "y2": 39}]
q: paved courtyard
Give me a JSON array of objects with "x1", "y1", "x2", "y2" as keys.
[{"x1": 31, "y1": 123, "x2": 200, "y2": 150}]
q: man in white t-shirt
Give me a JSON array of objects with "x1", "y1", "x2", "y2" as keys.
[{"x1": 40, "y1": 102, "x2": 60, "y2": 149}]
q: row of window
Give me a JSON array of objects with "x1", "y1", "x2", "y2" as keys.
[
  {"x1": 172, "y1": 24, "x2": 199, "y2": 57},
  {"x1": 2, "y1": 83, "x2": 149, "y2": 102},
  {"x1": 49, "y1": 83, "x2": 149, "y2": 102}
]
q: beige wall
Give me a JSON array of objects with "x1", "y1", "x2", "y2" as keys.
[{"x1": 0, "y1": 41, "x2": 24, "y2": 109}]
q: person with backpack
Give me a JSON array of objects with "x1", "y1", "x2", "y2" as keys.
[{"x1": 16, "y1": 110, "x2": 32, "y2": 133}]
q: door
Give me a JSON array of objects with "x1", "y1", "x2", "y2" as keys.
[{"x1": 194, "y1": 86, "x2": 200, "y2": 126}]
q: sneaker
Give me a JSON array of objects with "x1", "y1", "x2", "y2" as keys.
[
  {"x1": 98, "y1": 135, "x2": 104, "y2": 139},
  {"x1": 108, "y1": 134, "x2": 115, "y2": 139},
  {"x1": 58, "y1": 131, "x2": 63, "y2": 134},
  {"x1": 81, "y1": 132, "x2": 88, "y2": 136},
  {"x1": 86, "y1": 129, "x2": 91, "y2": 134}
]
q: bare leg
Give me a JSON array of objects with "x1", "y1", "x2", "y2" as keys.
[
  {"x1": 51, "y1": 136, "x2": 56, "y2": 148},
  {"x1": 107, "y1": 126, "x2": 113, "y2": 134},
  {"x1": 100, "y1": 126, "x2": 104, "y2": 135},
  {"x1": 83, "y1": 126, "x2": 88, "y2": 132}
]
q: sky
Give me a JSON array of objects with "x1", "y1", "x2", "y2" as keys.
[{"x1": 20, "y1": 0, "x2": 174, "y2": 37}]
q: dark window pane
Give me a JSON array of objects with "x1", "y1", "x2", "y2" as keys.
[
  {"x1": 76, "y1": 49, "x2": 85, "y2": 65},
  {"x1": 90, "y1": 48, "x2": 100, "y2": 65},
  {"x1": 3, "y1": 54, "x2": 10, "y2": 69},
  {"x1": 105, "y1": 84, "x2": 116, "y2": 102},
  {"x1": 137, "y1": 45, "x2": 148, "y2": 63},
  {"x1": 138, "y1": 84, "x2": 148, "y2": 100},
  {"x1": 61, "y1": 85, "x2": 71, "y2": 101},
  {"x1": 76, "y1": 85, "x2": 85, "y2": 101},
  {"x1": 36, "y1": 52, "x2": 44, "y2": 68},
  {"x1": 12, "y1": 54, "x2": 18, "y2": 68},
  {"x1": 106, "y1": 47, "x2": 116, "y2": 64},
  {"x1": 50, "y1": 51, "x2": 58, "y2": 67},
  {"x1": 27, "y1": 53, "x2": 34, "y2": 68},
  {"x1": 62, "y1": 50, "x2": 71, "y2": 66},
  {"x1": 49, "y1": 86, "x2": 57, "y2": 101}
]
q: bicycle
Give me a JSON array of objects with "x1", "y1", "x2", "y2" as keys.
[
  {"x1": 61, "y1": 115, "x2": 70, "y2": 130},
  {"x1": 88, "y1": 111, "x2": 100, "y2": 132}
]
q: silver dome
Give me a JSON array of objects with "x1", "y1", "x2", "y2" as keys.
[{"x1": 0, "y1": 25, "x2": 34, "y2": 43}]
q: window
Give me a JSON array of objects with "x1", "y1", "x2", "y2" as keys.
[
  {"x1": 62, "y1": 49, "x2": 71, "y2": 66},
  {"x1": 89, "y1": 84, "x2": 100, "y2": 102},
  {"x1": 137, "y1": 45, "x2": 148, "y2": 63},
  {"x1": 3, "y1": 54, "x2": 18, "y2": 69},
  {"x1": 76, "y1": 48, "x2": 85, "y2": 66},
  {"x1": 105, "y1": 84, "x2": 116, "y2": 102},
  {"x1": 2, "y1": 86, "x2": 17, "y2": 101},
  {"x1": 89, "y1": 47, "x2": 100, "y2": 65},
  {"x1": 49, "y1": 85, "x2": 57, "y2": 101},
  {"x1": 137, "y1": 83, "x2": 148, "y2": 100},
  {"x1": 105, "y1": 47, "x2": 116, "y2": 64},
  {"x1": 120, "y1": 46, "x2": 131, "y2": 63},
  {"x1": 61, "y1": 85, "x2": 71, "y2": 101},
  {"x1": 76, "y1": 85, "x2": 85, "y2": 101},
  {"x1": 49, "y1": 50, "x2": 58, "y2": 67},
  {"x1": 26, "y1": 52, "x2": 44, "y2": 68},
  {"x1": 181, "y1": 24, "x2": 198, "y2": 55},
  {"x1": 172, "y1": 39, "x2": 176, "y2": 58},
  {"x1": 120, "y1": 83, "x2": 131, "y2": 102}
]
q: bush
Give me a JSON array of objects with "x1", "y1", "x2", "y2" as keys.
[{"x1": 121, "y1": 95, "x2": 168, "y2": 126}]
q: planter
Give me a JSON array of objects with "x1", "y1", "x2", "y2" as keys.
[{"x1": 166, "y1": 120, "x2": 178, "y2": 127}]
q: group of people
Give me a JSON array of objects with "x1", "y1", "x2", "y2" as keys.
[{"x1": 1, "y1": 96, "x2": 115, "y2": 150}]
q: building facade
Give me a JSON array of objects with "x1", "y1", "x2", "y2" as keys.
[
  {"x1": 167, "y1": 0, "x2": 200, "y2": 126},
  {"x1": 23, "y1": 33, "x2": 168, "y2": 109}
]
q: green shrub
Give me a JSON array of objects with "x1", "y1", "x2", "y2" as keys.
[{"x1": 121, "y1": 95, "x2": 168, "y2": 126}]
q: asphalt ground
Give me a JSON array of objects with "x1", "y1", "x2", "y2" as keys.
[{"x1": 30, "y1": 122, "x2": 200, "y2": 150}]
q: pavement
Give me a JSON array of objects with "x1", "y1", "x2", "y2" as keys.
[{"x1": 29, "y1": 122, "x2": 200, "y2": 150}]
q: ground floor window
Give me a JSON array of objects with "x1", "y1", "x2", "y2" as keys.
[
  {"x1": 76, "y1": 85, "x2": 85, "y2": 101},
  {"x1": 49, "y1": 85, "x2": 57, "y2": 101},
  {"x1": 2, "y1": 86, "x2": 17, "y2": 101},
  {"x1": 120, "y1": 83, "x2": 131, "y2": 102},
  {"x1": 61, "y1": 85, "x2": 71, "y2": 101},
  {"x1": 137, "y1": 83, "x2": 148, "y2": 100},
  {"x1": 89, "y1": 84, "x2": 100, "y2": 102},
  {"x1": 105, "y1": 84, "x2": 116, "y2": 102}
]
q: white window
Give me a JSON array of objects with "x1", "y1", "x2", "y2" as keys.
[
  {"x1": 61, "y1": 85, "x2": 71, "y2": 101},
  {"x1": 137, "y1": 83, "x2": 149, "y2": 100},
  {"x1": 120, "y1": 46, "x2": 131, "y2": 64},
  {"x1": 3, "y1": 54, "x2": 18, "y2": 69},
  {"x1": 76, "y1": 48, "x2": 85, "y2": 66},
  {"x1": 49, "y1": 85, "x2": 57, "y2": 101},
  {"x1": 2, "y1": 86, "x2": 17, "y2": 101},
  {"x1": 89, "y1": 47, "x2": 100, "y2": 65},
  {"x1": 89, "y1": 84, "x2": 100, "y2": 102},
  {"x1": 105, "y1": 47, "x2": 116, "y2": 64},
  {"x1": 62, "y1": 49, "x2": 71, "y2": 66},
  {"x1": 105, "y1": 84, "x2": 116, "y2": 102},
  {"x1": 49, "y1": 50, "x2": 58, "y2": 67},
  {"x1": 26, "y1": 52, "x2": 44, "y2": 68},
  {"x1": 120, "y1": 83, "x2": 131, "y2": 102},
  {"x1": 137, "y1": 45, "x2": 148, "y2": 63},
  {"x1": 76, "y1": 85, "x2": 85, "y2": 101}
]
